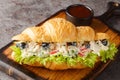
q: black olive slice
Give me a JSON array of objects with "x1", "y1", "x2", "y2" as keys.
[
  {"x1": 84, "y1": 41, "x2": 90, "y2": 48},
  {"x1": 42, "y1": 42, "x2": 49, "y2": 47},
  {"x1": 85, "y1": 43, "x2": 90, "y2": 48},
  {"x1": 16, "y1": 42, "x2": 27, "y2": 49},
  {"x1": 67, "y1": 42, "x2": 77, "y2": 46},
  {"x1": 101, "y1": 39, "x2": 108, "y2": 46},
  {"x1": 42, "y1": 42, "x2": 50, "y2": 49}
]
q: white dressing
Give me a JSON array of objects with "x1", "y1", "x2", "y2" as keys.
[
  {"x1": 90, "y1": 41, "x2": 101, "y2": 56},
  {"x1": 90, "y1": 41, "x2": 109, "y2": 56}
]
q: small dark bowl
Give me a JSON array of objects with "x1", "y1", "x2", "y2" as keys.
[{"x1": 65, "y1": 4, "x2": 94, "y2": 26}]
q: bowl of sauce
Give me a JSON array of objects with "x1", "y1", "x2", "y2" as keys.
[{"x1": 65, "y1": 4, "x2": 94, "y2": 26}]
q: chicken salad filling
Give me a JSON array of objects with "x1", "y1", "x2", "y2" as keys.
[{"x1": 11, "y1": 39, "x2": 118, "y2": 67}]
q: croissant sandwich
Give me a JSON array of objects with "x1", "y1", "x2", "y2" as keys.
[{"x1": 11, "y1": 18, "x2": 118, "y2": 70}]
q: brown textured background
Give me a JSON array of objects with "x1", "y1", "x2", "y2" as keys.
[{"x1": 0, "y1": 0, "x2": 120, "y2": 80}]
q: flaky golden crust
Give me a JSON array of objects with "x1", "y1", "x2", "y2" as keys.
[
  {"x1": 20, "y1": 61, "x2": 87, "y2": 70},
  {"x1": 22, "y1": 27, "x2": 41, "y2": 42},
  {"x1": 77, "y1": 26, "x2": 95, "y2": 41},
  {"x1": 12, "y1": 19, "x2": 97, "y2": 42},
  {"x1": 22, "y1": 26, "x2": 52, "y2": 42},
  {"x1": 45, "y1": 62, "x2": 69, "y2": 70},
  {"x1": 95, "y1": 33, "x2": 110, "y2": 40},
  {"x1": 42, "y1": 18, "x2": 77, "y2": 42},
  {"x1": 25, "y1": 62, "x2": 43, "y2": 67},
  {"x1": 32, "y1": 62, "x2": 86, "y2": 70},
  {"x1": 12, "y1": 34, "x2": 32, "y2": 41},
  {"x1": 70, "y1": 62, "x2": 87, "y2": 69},
  {"x1": 12, "y1": 26, "x2": 52, "y2": 42}
]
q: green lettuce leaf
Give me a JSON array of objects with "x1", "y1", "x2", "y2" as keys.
[
  {"x1": 83, "y1": 53, "x2": 97, "y2": 67},
  {"x1": 10, "y1": 46, "x2": 23, "y2": 64},
  {"x1": 100, "y1": 43, "x2": 118, "y2": 63},
  {"x1": 54, "y1": 54, "x2": 66, "y2": 64},
  {"x1": 23, "y1": 56, "x2": 36, "y2": 64},
  {"x1": 10, "y1": 46, "x2": 21, "y2": 55},
  {"x1": 66, "y1": 57, "x2": 77, "y2": 66}
]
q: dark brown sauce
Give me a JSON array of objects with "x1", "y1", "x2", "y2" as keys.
[{"x1": 68, "y1": 6, "x2": 91, "y2": 18}]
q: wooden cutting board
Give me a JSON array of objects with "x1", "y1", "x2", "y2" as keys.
[{"x1": 1, "y1": 10, "x2": 120, "y2": 80}]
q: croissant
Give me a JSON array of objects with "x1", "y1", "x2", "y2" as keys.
[{"x1": 11, "y1": 18, "x2": 117, "y2": 70}]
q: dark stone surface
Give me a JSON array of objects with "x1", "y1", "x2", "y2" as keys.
[{"x1": 0, "y1": 0, "x2": 120, "y2": 80}]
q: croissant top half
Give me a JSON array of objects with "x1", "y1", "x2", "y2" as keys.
[{"x1": 12, "y1": 18, "x2": 109, "y2": 42}]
